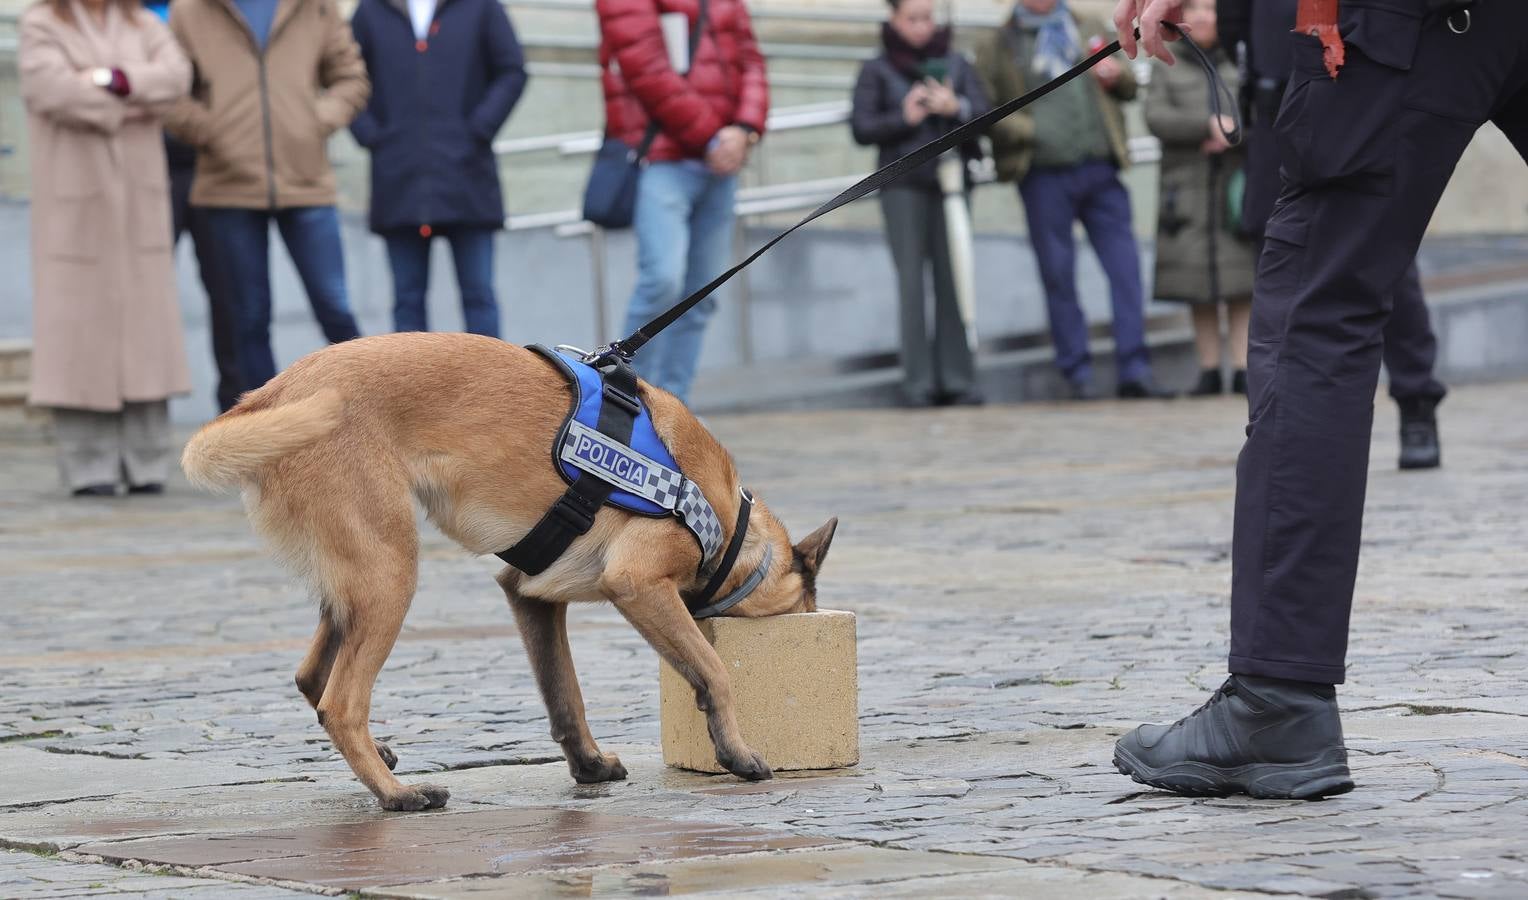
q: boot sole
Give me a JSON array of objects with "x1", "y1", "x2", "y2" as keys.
[{"x1": 1113, "y1": 745, "x2": 1354, "y2": 800}]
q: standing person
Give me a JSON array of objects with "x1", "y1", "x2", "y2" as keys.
[
  {"x1": 163, "y1": 0, "x2": 369, "y2": 391},
  {"x1": 597, "y1": 0, "x2": 769, "y2": 403},
  {"x1": 350, "y1": 0, "x2": 528, "y2": 338},
  {"x1": 20, "y1": 0, "x2": 193, "y2": 496},
  {"x1": 143, "y1": 0, "x2": 241, "y2": 413},
  {"x1": 1221, "y1": 0, "x2": 1447, "y2": 468},
  {"x1": 1144, "y1": 0, "x2": 1254, "y2": 396},
  {"x1": 1110, "y1": 0, "x2": 1527, "y2": 800},
  {"x1": 852, "y1": 0, "x2": 990, "y2": 408},
  {"x1": 976, "y1": 0, "x2": 1172, "y2": 401}
]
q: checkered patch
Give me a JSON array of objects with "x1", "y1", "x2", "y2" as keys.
[
  {"x1": 560, "y1": 420, "x2": 724, "y2": 565},
  {"x1": 646, "y1": 466, "x2": 687, "y2": 508},
  {"x1": 679, "y1": 480, "x2": 724, "y2": 562}
]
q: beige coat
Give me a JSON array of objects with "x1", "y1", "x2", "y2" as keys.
[
  {"x1": 20, "y1": 1, "x2": 193, "y2": 411},
  {"x1": 162, "y1": 0, "x2": 369, "y2": 209}
]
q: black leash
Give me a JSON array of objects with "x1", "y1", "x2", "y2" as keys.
[{"x1": 586, "y1": 24, "x2": 1240, "y2": 368}]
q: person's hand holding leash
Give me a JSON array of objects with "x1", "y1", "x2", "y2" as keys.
[{"x1": 1113, "y1": 0, "x2": 1186, "y2": 64}]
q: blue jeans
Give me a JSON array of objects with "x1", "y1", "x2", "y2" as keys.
[
  {"x1": 621, "y1": 162, "x2": 738, "y2": 403},
  {"x1": 204, "y1": 206, "x2": 361, "y2": 389},
  {"x1": 1018, "y1": 160, "x2": 1151, "y2": 386},
  {"x1": 384, "y1": 227, "x2": 500, "y2": 337}
]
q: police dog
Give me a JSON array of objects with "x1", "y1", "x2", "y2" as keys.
[{"x1": 181, "y1": 333, "x2": 838, "y2": 812}]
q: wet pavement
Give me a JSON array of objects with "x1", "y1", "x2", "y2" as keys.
[{"x1": 3, "y1": 383, "x2": 1528, "y2": 897}]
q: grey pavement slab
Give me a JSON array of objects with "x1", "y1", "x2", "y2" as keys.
[
  {"x1": 5, "y1": 383, "x2": 1528, "y2": 897},
  {"x1": 0, "y1": 849, "x2": 314, "y2": 899},
  {"x1": 0, "y1": 747, "x2": 268, "y2": 810}
]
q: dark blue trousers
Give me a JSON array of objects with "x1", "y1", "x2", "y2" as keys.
[
  {"x1": 1230, "y1": 1, "x2": 1528, "y2": 684},
  {"x1": 204, "y1": 206, "x2": 362, "y2": 390},
  {"x1": 1018, "y1": 160, "x2": 1152, "y2": 386},
  {"x1": 384, "y1": 227, "x2": 501, "y2": 338}
]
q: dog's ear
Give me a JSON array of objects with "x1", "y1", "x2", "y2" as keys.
[{"x1": 794, "y1": 517, "x2": 839, "y2": 573}]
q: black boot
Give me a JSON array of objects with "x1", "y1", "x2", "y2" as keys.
[
  {"x1": 1188, "y1": 369, "x2": 1223, "y2": 396},
  {"x1": 1114, "y1": 675, "x2": 1354, "y2": 800},
  {"x1": 1397, "y1": 397, "x2": 1441, "y2": 470},
  {"x1": 1117, "y1": 378, "x2": 1177, "y2": 400},
  {"x1": 1231, "y1": 369, "x2": 1248, "y2": 395}
]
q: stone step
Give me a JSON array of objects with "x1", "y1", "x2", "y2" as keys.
[
  {"x1": 0, "y1": 338, "x2": 30, "y2": 382},
  {"x1": 0, "y1": 377, "x2": 49, "y2": 434}
]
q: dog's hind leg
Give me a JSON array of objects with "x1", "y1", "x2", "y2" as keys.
[
  {"x1": 608, "y1": 578, "x2": 772, "y2": 782},
  {"x1": 500, "y1": 569, "x2": 627, "y2": 784},
  {"x1": 307, "y1": 494, "x2": 445, "y2": 811},
  {"x1": 295, "y1": 616, "x2": 397, "y2": 771}
]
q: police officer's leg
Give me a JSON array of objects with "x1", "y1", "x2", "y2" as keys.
[
  {"x1": 1116, "y1": 8, "x2": 1528, "y2": 799},
  {"x1": 1492, "y1": 82, "x2": 1528, "y2": 165},
  {"x1": 1383, "y1": 263, "x2": 1446, "y2": 469}
]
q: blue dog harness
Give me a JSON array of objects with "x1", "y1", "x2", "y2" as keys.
[{"x1": 495, "y1": 346, "x2": 772, "y2": 618}]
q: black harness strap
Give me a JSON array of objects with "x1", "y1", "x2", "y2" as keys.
[
  {"x1": 497, "y1": 357, "x2": 642, "y2": 576},
  {"x1": 685, "y1": 488, "x2": 753, "y2": 616}
]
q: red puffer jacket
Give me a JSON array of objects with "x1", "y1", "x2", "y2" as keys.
[{"x1": 597, "y1": 0, "x2": 769, "y2": 162}]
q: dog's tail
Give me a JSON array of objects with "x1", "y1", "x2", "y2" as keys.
[{"x1": 181, "y1": 389, "x2": 344, "y2": 491}]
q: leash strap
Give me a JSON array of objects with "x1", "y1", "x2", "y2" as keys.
[
  {"x1": 497, "y1": 358, "x2": 642, "y2": 576},
  {"x1": 591, "y1": 24, "x2": 1239, "y2": 366}
]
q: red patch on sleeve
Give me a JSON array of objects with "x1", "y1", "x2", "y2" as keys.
[{"x1": 1296, "y1": 0, "x2": 1346, "y2": 78}]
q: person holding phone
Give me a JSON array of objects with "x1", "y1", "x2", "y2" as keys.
[{"x1": 851, "y1": 0, "x2": 990, "y2": 408}]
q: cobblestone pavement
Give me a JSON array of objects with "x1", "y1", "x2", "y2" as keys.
[{"x1": 3, "y1": 383, "x2": 1528, "y2": 897}]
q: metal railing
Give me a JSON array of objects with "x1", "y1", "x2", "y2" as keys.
[
  {"x1": 493, "y1": 99, "x2": 852, "y2": 157},
  {"x1": 503, "y1": 131, "x2": 1162, "y2": 357}
]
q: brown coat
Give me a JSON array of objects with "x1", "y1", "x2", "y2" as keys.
[
  {"x1": 20, "y1": 1, "x2": 193, "y2": 411},
  {"x1": 162, "y1": 0, "x2": 369, "y2": 208},
  {"x1": 973, "y1": 12, "x2": 1137, "y2": 183}
]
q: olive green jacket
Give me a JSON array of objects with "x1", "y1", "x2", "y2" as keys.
[{"x1": 973, "y1": 12, "x2": 1136, "y2": 183}]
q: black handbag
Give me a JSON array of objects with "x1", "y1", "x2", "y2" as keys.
[{"x1": 581, "y1": 0, "x2": 708, "y2": 228}]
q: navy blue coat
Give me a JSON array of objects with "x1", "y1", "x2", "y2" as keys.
[{"x1": 350, "y1": 0, "x2": 528, "y2": 234}]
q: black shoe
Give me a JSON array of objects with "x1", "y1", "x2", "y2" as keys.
[
  {"x1": 1113, "y1": 675, "x2": 1355, "y2": 800},
  {"x1": 1069, "y1": 381, "x2": 1100, "y2": 402},
  {"x1": 1231, "y1": 369, "x2": 1248, "y2": 395},
  {"x1": 72, "y1": 483, "x2": 117, "y2": 497},
  {"x1": 1188, "y1": 369, "x2": 1223, "y2": 397},
  {"x1": 1117, "y1": 379, "x2": 1177, "y2": 400},
  {"x1": 937, "y1": 390, "x2": 985, "y2": 407},
  {"x1": 1397, "y1": 397, "x2": 1441, "y2": 470},
  {"x1": 128, "y1": 483, "x2": 165, "y2": 495}
]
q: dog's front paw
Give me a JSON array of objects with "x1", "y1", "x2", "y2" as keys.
[
  {"x1": 571, "y1": 752, "x2": 628, "y2": 784},
  {"x1": 720, "y1": 748, "x2": 772, "y2": 782},
  {"x1": 374, "y1": 739, "x2": 398, "y2": 771},
  {"x1": 380, "y1": 783, "x2": 450, "y2": 812}
]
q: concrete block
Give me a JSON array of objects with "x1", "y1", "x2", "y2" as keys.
[{"x1": 660, "y1": 610, "x2": 858, "y2": 774}]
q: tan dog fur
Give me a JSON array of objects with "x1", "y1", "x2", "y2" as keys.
[{"x1": 182, "y1": 333, "x2": 838, "y2": 811}]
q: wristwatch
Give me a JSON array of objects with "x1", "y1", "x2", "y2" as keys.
[{"x1": 91, "y1": 67, "x2": 114, "y2": 88}]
